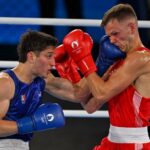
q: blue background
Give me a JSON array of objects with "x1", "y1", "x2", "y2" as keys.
[{"x1": 0, "y1": 0, "x2": 117, "y2": 44}]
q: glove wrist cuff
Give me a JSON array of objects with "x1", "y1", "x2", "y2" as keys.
[
  {"x1": 77, "y1": 55, "x2": 97, "y2": 77},
  {"x1": 17, "y1": 117, "x2": 33, "y2": 134}
]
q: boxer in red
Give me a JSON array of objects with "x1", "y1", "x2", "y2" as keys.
[{"x1": 63, "y1": 3, "x2": 150, "y2": 150}]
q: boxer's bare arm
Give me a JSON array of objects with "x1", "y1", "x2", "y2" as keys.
[
  {"x1": 0, "y1": 73, "x2": 18, "y2": 136},
  {"x1": 45, "y1": 73, "x2": 91, "y2": 103},
  {"x1": 83, "y1": 51, "x2": 150, "y2": 113}
]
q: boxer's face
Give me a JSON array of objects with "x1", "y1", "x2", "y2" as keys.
[
  {"x1": 32, "y1": 46, "x2": 55, "y2": 78},
  {"x1": 105, "y1": 19, "x2": 133, "y2": 53}
]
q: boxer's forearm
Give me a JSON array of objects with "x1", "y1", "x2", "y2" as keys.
[{"x1": 0, "y1": 120, "x2": 18, "y2": 137}]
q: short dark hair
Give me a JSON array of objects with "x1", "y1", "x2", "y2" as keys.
[
  {"x1": 101, "y1": 4, "x2": 137, "y2": 27},
  {"x1": 17, "y1": 30, "x2": 57, "y2": 62}
]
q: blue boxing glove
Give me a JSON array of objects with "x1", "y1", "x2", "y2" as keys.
[
  {"x1": 96, "y1": 35, "x2": 126, "y2": 76},
  {"x1": 17, "y1": 103, "x2": 65, "y2": 134}
]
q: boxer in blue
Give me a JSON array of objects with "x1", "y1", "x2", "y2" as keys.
[{"x1": 0, "y1": 30, "x2": 71, "y2": 150}]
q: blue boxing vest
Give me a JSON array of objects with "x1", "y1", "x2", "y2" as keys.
[{"x1": 1, "y1": 69, "x2": 45, "y2": 141}]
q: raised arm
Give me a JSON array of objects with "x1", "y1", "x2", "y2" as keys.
[
  {"x1": 45, "y1": 73, "x2": 91, "y2": 103},
  {"x1": 63, "y1": 29, "x2": 150, "y2": 113},
  {"x1": 45, "y1": 43, "x2": 92, "y2": 103}
]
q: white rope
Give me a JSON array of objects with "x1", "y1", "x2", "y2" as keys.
[
  {"x1": 0, "y1": 17, "x2": 150, "y2": 28},
  {"x1": 63, "y1": 110, "x2": 108, "y2": 118},
  {"x1": 0, "y1": 17, "x2": 101, "y2": 26},
  {"x1": 0, "y1": 61, "x2": 18, "y2": 68},
  {"x1": 0, "y1": 61, "x2": 56, "y2": 69}
]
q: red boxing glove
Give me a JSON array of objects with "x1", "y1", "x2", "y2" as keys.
[
  {"x1": 54, "y1": 44, "x2": 81, "y2": 83},
  {"x1": 63, "y1": 29, "x2": 97, "y2": 77}
]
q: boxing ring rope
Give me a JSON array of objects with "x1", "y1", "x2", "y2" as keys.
[
  {"x1": 1, "y1": 17, "x2": 150, "y2": 118},
  {"x1": 0, "y1": 61, "x2": 18, "y2": 68},
  {"x1": 0, "y1": 17, "x2": 150, "y2": 28},
  {"x1": 64, "y1": 110, "x2": 108, "y2": 118}
]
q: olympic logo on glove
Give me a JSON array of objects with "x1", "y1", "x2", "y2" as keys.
[
  {"x1": 71, "y1": 40, "x2": 79, "y2": 49},
  {"x1": 46, "y1": 114, "x2": 54, "y2": 122}
]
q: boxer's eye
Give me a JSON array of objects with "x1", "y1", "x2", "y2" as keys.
[
  {"x1": 111, "y1": 32, "x2": 118, "y2": 36},
  {"x1": 47, "y1": 52, "x2": 53, "y2": 58}
]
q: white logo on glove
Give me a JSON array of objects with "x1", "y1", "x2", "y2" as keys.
[
  {"x1": 71, "y1": 40, "x2": 79, "y2": 49},
  {"x1": 46, "y1": 114, "x2": 54, "y2": 122}
]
